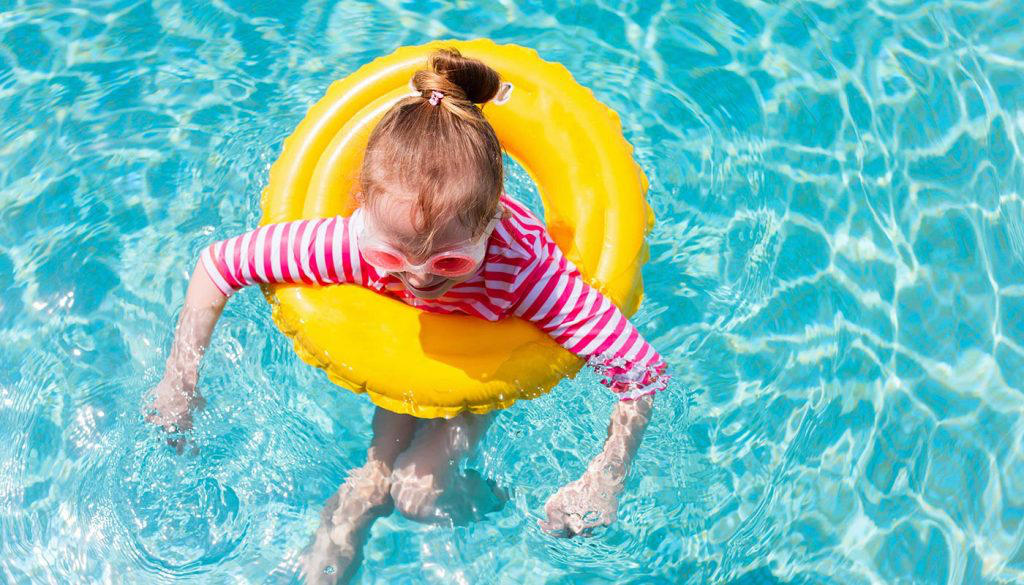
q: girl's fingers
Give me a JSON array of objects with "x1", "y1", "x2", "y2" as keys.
[
  {"x1": 145, "y1": 413, "x2": 174, "y2": 431},
  {"x1": 541, "y1": 525, "x2": 572, "y2": 538},
  {"x1": 538, "y1": 514, "x2": 561, "y2": 531},
  {"x1": 538, "y1": 516, "x2": 570, "y2": 537},
  {"x1": 538, "y1": 487, "x2": 617, "y2": 539},
  {"x1": 567, "y1": 514, "x2": 588, "y2": 535},
  {"x1": 167, "y1": 436, "x2": 186, "y2": 455},
  {"x1": 580, "y1": 512, "x2": 609, "y2": 537}
]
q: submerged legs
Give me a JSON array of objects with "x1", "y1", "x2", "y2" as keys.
[
  {"x1": 300, "y1": 407, "x2": 503, "y2": 584},
  {"x1": 389, "y1": 410, "x2": 500, "y2": 524},
  {"x1": 301, "y1": 408, "x2": 416, "y2": 585}
]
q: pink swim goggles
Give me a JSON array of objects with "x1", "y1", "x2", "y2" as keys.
[{"x1": 355, "y1": 209, "x2": 500, "y2": 278}]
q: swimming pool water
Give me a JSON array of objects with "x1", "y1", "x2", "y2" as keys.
[{"x1": 1, "y1": 0, "x2": 1022, "y2": 583}]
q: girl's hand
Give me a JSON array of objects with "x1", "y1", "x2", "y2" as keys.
[
  {"x1": 538, "y1": 470, "x2": 622, "y2": 537},
  {"x1": 144, "y1": 374, "x2": 206, "y2": 452},
  {"x1": 539, "y1": 396, "x2": 654, "y2": 538}
]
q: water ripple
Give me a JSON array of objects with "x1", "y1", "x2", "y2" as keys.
[{"x1": 1, "y1": 0, "x2": 1023, "y2": 583}]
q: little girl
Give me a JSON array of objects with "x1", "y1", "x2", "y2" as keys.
[{"x1": 145, "y1": 48, "x2": 668, "y2": 584}]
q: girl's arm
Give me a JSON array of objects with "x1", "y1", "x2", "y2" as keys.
[
  {"x1": 199, "y1": 215, "x2": 362, "y2": 297},
  {"x1": 146, "y1": 215, "x2": 359, "y2": 435},
  {"x1": 511, "y1": 240, "x2": 669, "y2": 401},
  {"x1": 587, "y1": 393, "x2": 654, "y2": 487},
  {"x1": 510, "y1": 241, "x2": 668, "y2": 536},
  {"x1": 538, "y1": 394, "x2": 654, "y2": 536},
  {"x1": 165, "y1": 260, "x2": 229, "y2": 388},
  {"x1": 145, "y1": 260, "x2": 227, "y2": 436}
]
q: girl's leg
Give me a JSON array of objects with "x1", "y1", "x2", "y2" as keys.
[
  {"x1": 389, "y1": 411, "x2": 500, "y2": 524},
  {"x1": 302, "y1": 407, "x2": 419, "y2": 585}
]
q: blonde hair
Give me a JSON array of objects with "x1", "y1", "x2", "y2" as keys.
[{"x1": 358, "y1": 47, "x2": 505, "y2": 257}]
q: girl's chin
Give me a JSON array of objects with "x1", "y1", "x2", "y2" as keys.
[{"x1": 400, "y1": 277, "x2": 454, "y2": 298}]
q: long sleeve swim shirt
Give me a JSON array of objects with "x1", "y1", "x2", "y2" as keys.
[{"x1": 200, "y1": 194, "x2": 668, "y2": 400}]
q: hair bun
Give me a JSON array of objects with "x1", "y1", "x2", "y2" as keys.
[{"x1": 411, "y1": 47, "x2": 502, "y2": 105}]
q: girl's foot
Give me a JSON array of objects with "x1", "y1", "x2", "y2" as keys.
[
  {"x1": 302, "y1": 506, "x2": 348, "y2": 585},
  {"x1": 302, "y1": 491, "x2": 347, "y2": 585},
  {"x1": 442, "y1": 468, "x2": 510, "y2": 526},
  {"x1": 301, "y1": 461, "x2": 393, "y2": 584}
]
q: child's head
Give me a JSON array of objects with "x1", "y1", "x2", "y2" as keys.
[{"x1": 356, "y1": 47, "x2": 506, "y2": 299}]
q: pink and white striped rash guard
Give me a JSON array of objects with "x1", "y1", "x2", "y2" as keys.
[{"x1": 201, "y1": 194, "x2": 669, "y2": 400}]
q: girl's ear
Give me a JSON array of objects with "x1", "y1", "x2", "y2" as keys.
[{"x1": 354, "y1": 190, "x2": 365, "y2": 205}]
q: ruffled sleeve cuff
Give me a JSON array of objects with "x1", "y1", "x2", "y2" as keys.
[{"x1": 588, "y1": 355, "x2": 670, "y2": 401}]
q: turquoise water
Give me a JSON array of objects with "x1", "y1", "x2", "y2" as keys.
[{"x1": 1, "y1": 0, "x2": 1022, "y2": 583}]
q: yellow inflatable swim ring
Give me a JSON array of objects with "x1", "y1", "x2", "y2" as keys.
[{"x1": 259, "y1": 39, "x2": 653, "y2": 418}]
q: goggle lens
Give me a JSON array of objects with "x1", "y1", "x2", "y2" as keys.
[
  {"x1": 363, "y1": 249, "x2": 405, "y2": 271},
  {"x1": 429, "y1": 255, "x2": 477, "y2": 277}
]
